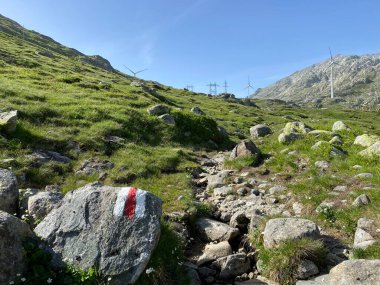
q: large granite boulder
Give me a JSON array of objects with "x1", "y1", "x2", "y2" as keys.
[
  {"x1": 0, "y1": 169, "x2": 18, "y2": 214},
  {"x1": 250, "y1": 124, "x2": 272, "y2": 139},
  {"x1": 195, "y1": 218, "x2": 239, "y2": 242},
  {"x1": 359, "y1": 141, "x2": 380, "y2": 157},
  {"x1": 328, "y1": 259, "x2": 380, "y2": 285},
  {"x1": 219, "y1": 253, "x2": 251, "y2": 280},
  {"x1": 278, "y1": 132, "x2": 303, "y2": 143},
  {"x1": 197, "y1": 241, "x2": 232, "y2": 266},
  {"x1": 0, "y1": 211, "x2": 33, "y2": 284},
  {"x1": 263, "y1": 218, "x2": 320, "y2": 248},
  {"x1": 354, "y1": 134, "x2": 380, "y2": 147},
  {"x1": 0, "y1": 110, "x2": 18, "y2": 134},
  {"x1": 229, "y1": 140, "x2": 261, "y2": 160},
  {"x1": 34, "y1": 183, "x2": 162, "y2": 285}
]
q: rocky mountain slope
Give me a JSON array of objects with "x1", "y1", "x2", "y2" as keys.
[
  {"x1": 0, "y1": 14, "x2": 379, "y2": 285},
  {"x1": 253, "y1": 54, "x2": 380, "y2": 109}
]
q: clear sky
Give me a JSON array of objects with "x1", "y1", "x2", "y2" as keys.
[{"x1": 1, "y1": 0, "x2": 380, "y2": 97}]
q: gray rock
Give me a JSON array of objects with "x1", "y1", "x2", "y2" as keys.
[
  {"x1": 333, "y1": 185, "x2": 347, "y2": 192},
  {"x1": 296, "y1": 259, "x2": 319, "y2": 280},
  {"x1": 185, "y1": 268, "x2": 202, "y2": 285},
  {"x1": 250, "y1": 124, "x2": 272, "y2": 139},
  {"x1": 278, "y1": 132, "x2": 303, "y2": 143},
  {"x1": 0, "y1": 169, "x2": 18, "y2": 214},
  {"x1": 197, "y1": 241, "x2": 232, "y2": 266},
  {"x1": 219, "y1": 253, "x2": 251, "y2": 280},
  {"x1": 158, "y1": 113, "x2": 175, "y2": 125},
  {"x1": 354, "y1": 173, "x2": 373, "y2": 179},
  {"x1": 195, "y1": 218, "x2": 239, "y2": 242},
  {"x1": 268, "y1": 186, "x2": 287, "y2": 195},
  {"x1": 191, "y1": 106, "x2": 205, "y2": 115},
  {"x1": 263, "y1": 218, "x2": 320, "y2": 248},
  {"x1": 293, "y1": 202, "x2": 304, "y2": 215},
  {"x1": 296, "y1": 274, "x2": 330, "y2": 285},
  {"x1": 0, "y1": 110, "x2": 17, "y2": 134},
  {"x1": 197, "y1": 267, "x2": 217, "y2": 280},
  {"x1": 147, "y1": 104, "x2": 169, "y2": 116},
  {"x1": 329, "y1": 136, "x2": 343, "y2": 145},
  {"x1": 207, "y1": 170, "x2": 231, "y2": 190},
  {"x1": 311, "y1": 140, "x2": 329, "y2": 150},
  {"x1": 329, "y1": 259, "x2": 380, "y2": 285},
  {"x1": 28, "y1": 191, "x2": 63, "y2": 222},
  {"x1": 357, "y1": 217, "x2": 374, "y2": 229},
  {"x1": 26, "y1": 150, "x2": 71, "y2": 165},
  {"x1": 229, "y1": 211, "x2": 250, "y2": 232},
  {"x1": 332, "y1": 121, "x2": 350, "y2": 132},
  {"x1": 359, "y1": 141, "x2": 380, "y2": 157},
  {"x1": 0, "y1": 211, "x2": 33, "y2": 284},
  {"x1": 237, "y1": 187, "x2": 248, "y2": 196},
  {"x1": 76, "y1": 158, "x2": 114, "y2": 175},
  {"x1": 353, "y1": 228, "x2": 376, "y2": 249},
  {"x1": 352, "y1": 194, "x2": 371, "y2": 207},
  {"x1": 214, "y1": 186, "x2": 232, "y2": 197},
  {"x1": 283, "y1": 122, "x2": 313, "y2": 134},
  {"x1": 230, "y1": 140, "x2": 261, "y2": 160},
  {"x1": 354, "y1": 134, "x2": 380, "y2": 147},
  {"x1": 315, "y1": 160, "x2": 329, "y2": 169},
  {"x1": 330, "y1": 146, "x2": 346, "y2": 157},
  {"x1": 34, "y1": 183, "x2": 162, "y2": 285},
  {"x1": 309, "y1": 130, "x2": 333, "y2": 136}
]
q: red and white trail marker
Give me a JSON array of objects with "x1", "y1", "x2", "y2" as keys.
[{"x1": 113, "y1": 187, "x2": 147, "y2": 220}]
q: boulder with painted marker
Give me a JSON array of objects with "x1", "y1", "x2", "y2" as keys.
[{"x1": 34, "y1": 182, "x2": 162, "y2": 285}]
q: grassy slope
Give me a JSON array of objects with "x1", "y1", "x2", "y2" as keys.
[{"x1": 1, "y1": 16, "x2": 380, "y2": 284}]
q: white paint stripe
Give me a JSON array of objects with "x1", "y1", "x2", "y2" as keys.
[
  {"x1": 113, "y1": 187, "x2": 130, "y2": 217},
  {"x1": 135, "y1": 189, "x2": 147, "y2": 219}
]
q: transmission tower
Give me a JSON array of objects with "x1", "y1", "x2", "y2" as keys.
[
  {"x1": 223, "y1": 80, "x2": 229, "y2": 93},
  {"x1": 185, "y1": 85, "x2": 194, "y2": 92},
  {"x1": 206, "y1": 82, "x2": 219, "y2": 95}
]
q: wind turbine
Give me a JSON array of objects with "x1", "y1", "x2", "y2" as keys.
[
  {"x1": 245, "y1": 76, "x2": 254, "y2": 97},
  {"x1": 328, "y1": 48, "x2": 342, "y2": 99},
  {"x1": 124, "y1": 66, "x2": 148, "y2": 78}
]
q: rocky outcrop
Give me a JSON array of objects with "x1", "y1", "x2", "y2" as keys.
[
  {"x1": 230, "y1": 140, "x2": 261, "y2": 160},
  {"x1": 34, "y1": 183, "x2": 162, "y2": 285},
  {"x1": 359, "y1": 141, "x2": 380, "y2": 157},
  {"x1": 0, "y1": 110, "x2": 18, "y2": 134},
  {"x1": 28, "y1": 191, "x2": 63, "y2": 222},
  {"x1": 0, "y1": 169, "x2": 18, "y2": 214},
  {"x1": 0, "y1": 211, "x2": 33, "y2": 284},
  {"x1": 263, "y1": 218, "x2": 320, "y2": 248},
  {"x1": 250, "y1": 124, "x2": 272, "y2": 139},
  {"x1": 332, "y1": 121, "x2": 350, "y2": 132},
  {"x1": 278, "y1": 122, "x2": 312, "y2": 144}
]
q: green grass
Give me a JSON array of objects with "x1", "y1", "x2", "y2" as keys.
[
  {"x1": 352, "y1": 242, "x2": 380, "y2": 259},
  {"x1": 224, "y1": 155, "x2": 259, "y2": 171},
  {"x1": 258, "y1": 238, "x2": 326, "y2": 285}
]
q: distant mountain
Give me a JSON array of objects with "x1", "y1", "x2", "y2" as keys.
[
  {"x1": 253, "y1": 54, "x2": 380, "y2": 108},
  {"x1": 0, "y1": 13, "x2": 115, "y2": 72}
]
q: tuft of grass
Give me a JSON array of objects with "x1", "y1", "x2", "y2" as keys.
[
  {"x1": 224, "y1": 155, "x2": 259, "y2": 171},
  {"x1": 352, "y1": 241, "x2": 380, "y2": 259},
  {"x1": 258, "y1": 238, "x2": 327, "y2": 285}
]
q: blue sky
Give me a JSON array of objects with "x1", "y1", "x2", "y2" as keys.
[{"x1": 1, "y1": 0, "x2": 380, "y2": 97}]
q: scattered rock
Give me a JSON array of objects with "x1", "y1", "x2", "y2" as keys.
[
  {"x1": 354, "y1": 134, "x2": 380, "y2": 147},
  {"x1": 230, "y1": 140, "x2": 261, "y2": 160},
  {"x1": 283, "y1": 122, "x2": 313, "y2": 134},
  {"x1": 315, "y1": 161, "x2": 329, "y2": 169},
  {"x1": 332, "y1": 121, "x2": 350, "y2": 132},
  {"x1": 352, "y1": 194, "x2": 371, "y2": 207},
  {"x1": 268, "y1": 186, "x2": 287, "y2": 195},
  {"x1": 359, "y1": 141, "x2": 380, "y2": 157},
  {"x1": 191, "y1": 106, "x2": 205, "y2": 115},
  {"x1": 353, "y1": 228, "x2": 376, "y2": 249},
  {"x1": 229, "y1": 211, "x2": 250, "y2": 232},
  {"x1": 207, "y1": 171, "x2": 231, "y2": 190},
  {"x1": 0, "y1": 110, "x2": 18, "y2": 134},
  {"x1": 26, "y1": 150, "x2": 71, "y2": 165},
  {"x1": 0, "y1": 169, "x2": 18, "y2": 214},
  {"x1": 214, "y1": 186, "x2": 232, "y2": 197},
  {"x1": 354, "y1": 173, "x2": 373, "y2": 179},
  {"x1": 296, "y1": 259, "x2": 319, "y2": 280},
  {"x1": 197, "y1": 241, "x2": 233, "y2": 266},
  {"x1": 147, "y1": 104, "x2": 169, "y2": 116},
  {"x1": 195, "y1": 217, "x2": 239, "y2": 242},
  {"x1": 219, "y1": 253, "x2": 251, "y2": 280},
  {"x1": 329, "y1": 136, "x2": 343, "y2": 145},
  {"x1": 328, "y1": 259, "x2": 380, "y2": 285},
  {"x1": 250, "y1": 124, "x2": 272, "y2": 139},
  {"x1": 28, "y1": 191, "x2": 63, "y2": 222},
  {"x1": 293, "y1": 202, "x2": 303, "y2": 215},
  {"x1": 0, "y1": 211, "x2": 34, "y2": 284},
  {"x1": 309, "y1": 130, "x2": 332, "y2": 136},
  {"x1": 263, "y1": 218, "x2": 320, "y2": 248},
  {"x1": 278, "y1": 132, "x2": 303, "y2": 144},
  {"x1": 311, "y1": 140, "x2": 329, "y2": 150},
  {"x1": 333, "y1": 185, "x2": 347, "y2": 192},
  {"x1": 34, "y1": 183, "x2": 162, "y2": 284},
  {"x1": 75, "y1": 158, "x2": 114, "y2": 175},
  {"x1": 158, "y1": 113, "x2": 175, "y2": 125}
]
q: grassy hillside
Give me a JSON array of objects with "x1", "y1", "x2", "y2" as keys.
[{"x1": 1, "y1": 14, "x2": 380, "y2": 285}]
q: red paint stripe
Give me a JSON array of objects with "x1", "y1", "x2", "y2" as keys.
[{"x1": 124, "y1": 187, "x2": 137, "y2": 220}]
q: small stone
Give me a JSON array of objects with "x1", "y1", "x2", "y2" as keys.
[
  {"x1": 158, "y1": 114, "x2": 175, "y2": 125},
  {"x1": 352, "y1": 194, "x2": 371, "y2": 207},
  {"x1": 296, "y1": 259, "x2": 319, "y2": 280},
  {"x1": 315, "y1": 161, "x2": 329, "y2": 169},
  {"x1": 333, "y1": 185, "x2": 347, "y2": 192},
  {"x1": 355, "y1": 173, "x2": 373, "y2": 179}
]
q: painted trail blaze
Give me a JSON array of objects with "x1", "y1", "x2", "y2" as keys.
[{"x1": 113, "y1": 187, "x2": 146, "y2": 220}]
